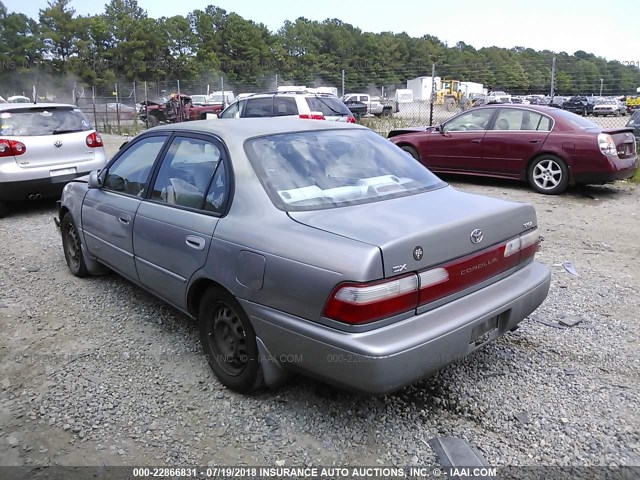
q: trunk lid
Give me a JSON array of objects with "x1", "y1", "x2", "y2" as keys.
[
  {"x1": 603, "y1": 128, "x2": 637, "y2": 159},
  {"x1": 289, "y1": 186, "x2": 537, "y2": 278}
]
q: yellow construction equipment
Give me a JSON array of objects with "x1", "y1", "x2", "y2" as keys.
[{"x1": 435, "y1": 79, "x2": 464, "y2": 111}]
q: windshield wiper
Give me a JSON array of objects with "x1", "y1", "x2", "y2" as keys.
[{"x1": 53, "y1": 129, "x2": 85, "y2": 135}]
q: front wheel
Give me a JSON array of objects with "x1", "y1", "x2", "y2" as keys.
[
  {"x1": 147, "y1": 114, "x2": 159, "y2": 128},
  {"x1": 527, "y1": 156, "x2": 569, "y2": 195},
  {"x1": 61, "y1": 213, "x2": 89, "y2": 277},
  {"x1": 199, "y1": 287, "x2": 264, "y2": 393}
]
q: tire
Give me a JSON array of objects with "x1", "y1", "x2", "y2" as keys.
[
  {"x1": 445, "y1": 98, "x2": 456, "y2": 112},
  {"x1": 147, "y1": 114, "x2": 159, "y2": 128},
  {"x1": 400, "y1": 145, "x2": 420, "y2": 161},
  {"x1": 198, "y1": 287, "x2": 264, "y2": 393},
  {"x1": 382, "y1": 108, "x2": 392, "y2": 118},
  {"x1": 61, "y1": 213, "x2": 89, "y2": 277},
  {"x1": 0, "y1": 201, "x2": 9, "y2": 218},
  {"x1": 527, "y1": 155, "x2": 569, "y2": 195}
]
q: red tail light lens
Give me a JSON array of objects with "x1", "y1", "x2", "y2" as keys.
[
  {"x1": 0, "y1": 139, "x2": 27, "y2": 157},
  {"x1": 299, "y1": 112, "x2": 326, "y2": 120},
  {"x1": 418, "y1": 229, "x2": 540, "y2": 307},
  {"x1": 86, "y1": 132, "x2": 103, "y2": 148},
  {"x1": 324, "y1": 229, "x2": 540, "y2": 324},
  {"x1": 323, "y1": 274, "x2": 419, "y2": 325},
  {"x1": 347, "y1": 115, "x2": 357, "y2": 123}
]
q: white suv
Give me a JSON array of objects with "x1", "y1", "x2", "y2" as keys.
[
  {"x1": 0, "y1": 103, "x2": 107, "y2": 217},
  {"x1": 218, "y1": 91, "x2": 356, "y2": 122}
]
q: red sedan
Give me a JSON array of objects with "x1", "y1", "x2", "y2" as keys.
[{"x1": 389, "y1": 105, "x2": 638, "y2": 194}]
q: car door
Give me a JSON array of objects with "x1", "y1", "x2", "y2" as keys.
[
  {"x1": 132, "y1": 134, "x2": 229, "y2": 309},
  {"x1": 82, "y1": 134, "x2": 169, "y2": 280},
  {"x1": 421, "y1": 108, "x2": 496, "y2": 172},
  {"x1": 481, "y1": 108, "x2": 553, "y2": 176}
]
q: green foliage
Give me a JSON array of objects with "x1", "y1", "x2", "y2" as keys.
[{"x1": 1, "y1": 1, "x2": 640, "y2": 97}]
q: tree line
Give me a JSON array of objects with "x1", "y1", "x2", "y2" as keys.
[{"x1": 1, "y1": 0, "x2": 639, "y2": 98}]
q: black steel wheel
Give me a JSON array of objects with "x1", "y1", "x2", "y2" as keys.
[
  {"x1": 199, "y1": 287, "x2": 263, "y2": 393},
  {"x1": 61, "y1": 213, "x2": 89, "y2": 277}
]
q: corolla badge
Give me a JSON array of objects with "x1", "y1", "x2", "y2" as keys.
[
  {"x1": 54, "y1": 140, "x2": 62, "y2": 148},
  {"x1": 470, "y1": 229, "x2": 484, "y2": 244},
  {"x1": 413, "y1": 246, "x2": 424, "y2": 261}
]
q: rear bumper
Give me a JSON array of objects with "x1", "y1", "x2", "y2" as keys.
[
  {"x1": 244, "y1": 261, "x2": 551, "y2": 395},
  {"x1": 0, "y1": 173, "x2": 96, "y2": 201},
  {"x1": 574, "y1": 155, "x2": 638, "y2": 185}
]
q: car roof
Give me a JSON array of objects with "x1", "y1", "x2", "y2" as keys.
[
  {"x1": 149, "y1": 117, "x2": 366, "y2": 138},
  {"x1": 0, "y1": 102, "x2": 78, "y2": 111},
  {"x1": 472, "y1": 104, "x2": 563, "y2": 114}
]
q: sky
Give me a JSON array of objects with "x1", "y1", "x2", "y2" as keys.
[{"x1": 6, "y1": 0, "x2": 639, "y2": 63}]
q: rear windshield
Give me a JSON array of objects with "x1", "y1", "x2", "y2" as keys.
[
  {"x1": 244, "y1": 129, "x2": 445, "y2": 211},
  {"x1": 0, "y1": 107, "x2": 92, "y2": 136},
  {"x1": 550, "y1": 109, "x2": 601, "y2": 129},
  {"x1": 627, "y1": 112, "x2": 640, "y2": 126},
  {"x1": 305, "y1": 96, "x2": 351, "y2": 116}
]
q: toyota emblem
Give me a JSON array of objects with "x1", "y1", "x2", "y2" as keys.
[
  {"x1": 54, "y1": 140, "x2": 62, "y2": 148},
  {"x1": 470, "y1": 229, "x2": 483, "y2": 244}
]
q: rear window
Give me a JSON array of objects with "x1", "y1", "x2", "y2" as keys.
[
  {"x1": 244, "y1": 129, "x2": 445, "y2": 211},
  {"x1": 627, "y1": 112, "x2": 640, "y2": 126},
  {"x1": 305, "y1": 96, "x2": 351, "y2": 117},
  {"x1": 550, "y1": 109, "x2": 601, "y2": 129},
  {"x1": 0, "y1": 107, "x2": 92, "y2": 136}
]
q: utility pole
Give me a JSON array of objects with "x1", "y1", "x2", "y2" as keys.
[
  {"x1": 550, "y1": 57, "x2": 556, "y2": 99},
  {"x1": 599, "y1": 78, "x2": 604, "y2": 96},
  {"x1": 275, "y1": 74, "x2": 279, "y2": 89},
  {"x1": 341, "y1": 69, "x2": 345, "y2": 97}
]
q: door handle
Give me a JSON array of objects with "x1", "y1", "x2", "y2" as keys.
[
  {"x1": 470, "y1": 139, "x2": 482, "y2": 143},
  {"x1": 185, "y1": 235, "x2": 206, "y2": 251},
  {"x1": 529, "y1": 139, "x2": 541, "y2": 143},
  {"x1": 118, "y1": 215, "x2": 131, "y2": 225}
]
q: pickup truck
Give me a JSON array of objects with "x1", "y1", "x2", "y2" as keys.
[
  {"x1": 139, "y1": 94, "x2": 223, "y2": 127},
  {"x1": 562, "y1": 96, "x2": 596, "y2": 116},
  {"x1": 341, "y1": 94, "x2": 393, "y2": 117}
]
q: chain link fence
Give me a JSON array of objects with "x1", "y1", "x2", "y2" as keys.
[{"x1": 24, "y1": 59, "x2": 637, "y2": 137}]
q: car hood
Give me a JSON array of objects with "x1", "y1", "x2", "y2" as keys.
[{"x1": 288, "y1": 186, "x2": 537, "y2": 278}]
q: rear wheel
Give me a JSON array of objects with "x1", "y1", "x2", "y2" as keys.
[
  {"x1": 445, "y1": 98, "x2": 456, "y2": 111},
  {"x1": 198, "y1": 287, "x2": 264, "y2": 393},
  {"x1": 61, "y1": 213, "x2": 89, "y2": 277},
  {"x1": 527, "y1": 155, "x2": 569, "y2": 195},
  {"x1": 400, "y1": 145, "x2": 420, "y2": 161}
]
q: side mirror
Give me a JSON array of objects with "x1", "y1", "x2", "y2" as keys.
[
  {"x1": 88, "y1": 169, "x2": 102, "y2": 189},
  {"x1": 434, "y1": 124, "x2": 444, "y2": 134}
]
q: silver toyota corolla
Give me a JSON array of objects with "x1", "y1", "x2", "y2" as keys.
[
  {"x1": 0, "y1": 103, "x2": 107, "y2": 217},
  {"x1": 56, "y1": 118, "x2": 551, "y2": 395}
]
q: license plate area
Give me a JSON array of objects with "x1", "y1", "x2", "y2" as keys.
[
  {"x1": 470, "y1": 312, "x2": 505, "y2": 348},
  {"x1": 50, "y1": 167, "x2": 76, "y2": 177}
]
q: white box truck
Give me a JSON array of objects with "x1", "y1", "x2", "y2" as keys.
[{"x1": 407, "y1": 76, "x2": 441, "y2": 101}]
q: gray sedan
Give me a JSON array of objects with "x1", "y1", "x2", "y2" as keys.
[{"x1": 56, "y1": 119, "x2": 551, "y2": 395}]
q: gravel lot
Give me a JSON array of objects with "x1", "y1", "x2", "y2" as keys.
[{"x1": 1, "y1": 134, "x2": 639, "y2": 469}]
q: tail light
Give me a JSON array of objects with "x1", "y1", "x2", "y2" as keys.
[
  {"x1": 86, "y1": 132, "x2": 103, "y2": 148},
  {"x1": 299, "y1": 112, "x2": 326, "y2": 120},
  {"x1": 347, "y1": 115, "x2": 357, "y2": 123},
  {"x1": 323, "y1": 275, "x2": 418, "y2": 325},
  {"x1": 0, "y1": 139, "x2": 27, "y2": 157},
  {"x1": 324, "y1": 229, "x2": 540, "y2": 325},
  {"x1": 597, "y1": 133, "x2": 617, "y2": 156}
]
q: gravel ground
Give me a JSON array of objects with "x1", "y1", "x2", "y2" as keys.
[{"x1": 1, "y1": 134, "x2": 639, "y2": 469}]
